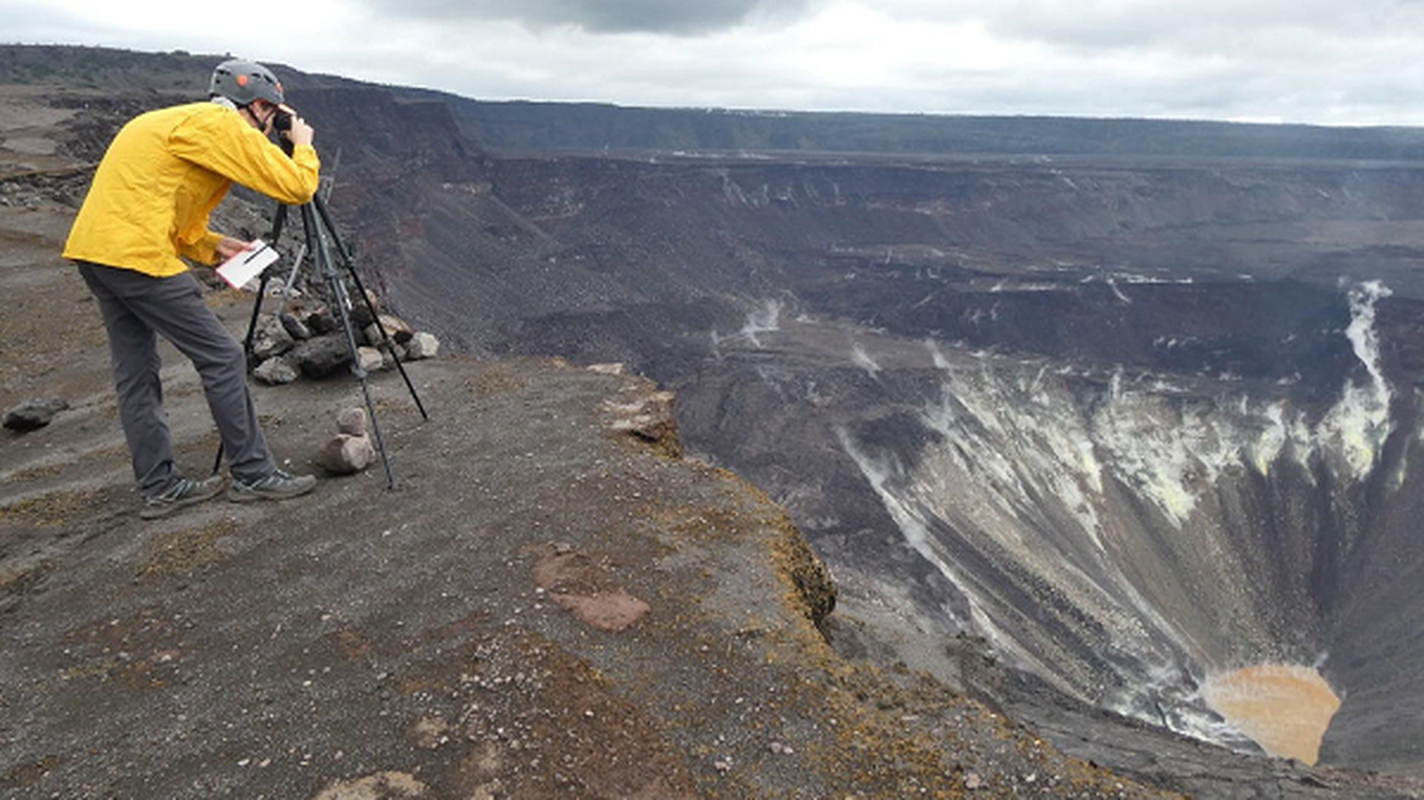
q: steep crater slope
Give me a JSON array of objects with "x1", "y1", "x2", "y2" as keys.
[{"x1": 679, "y1": 286, "x2": 1424, "y2": 771}]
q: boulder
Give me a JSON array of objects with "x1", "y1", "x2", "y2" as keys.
[
  {"x1": 292, "y1": 335, "x2": 352, "y2": 379},
  {"x1": 253, "y1": 356, "x2": 299, "y2": 385},
  {"x1": 405, "y1": 332, "x2": 440, "y2": 360},
  {"x1": 3, "y1": 398, "x2": 69, "y2": 432},
  {"x1": 251, "y1": 314, "x2": 295, "y2": 360}
]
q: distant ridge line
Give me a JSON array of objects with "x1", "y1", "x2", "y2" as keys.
[{"x1": 5, "y1": 43, "x2": 1423, "y2": 161}]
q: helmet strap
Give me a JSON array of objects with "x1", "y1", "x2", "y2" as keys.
[{"x1": 239, "y1": 101, "x2": 277, "y2": 132}]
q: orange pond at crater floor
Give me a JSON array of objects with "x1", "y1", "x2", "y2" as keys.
[{"x1": 1202, "y1": 664, "x2": 1342, "y2": 766}]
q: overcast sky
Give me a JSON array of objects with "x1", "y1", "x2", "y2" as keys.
[{"x1": 7, "y1": 0, "x2": 1424, "y2": 125}]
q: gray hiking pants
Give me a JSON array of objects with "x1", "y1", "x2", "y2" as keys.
[{"x1": 77, "y1": 262, "x2": 276, "y2": 497}]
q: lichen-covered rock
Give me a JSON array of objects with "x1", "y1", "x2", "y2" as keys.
[
  {"x1": 406, "y1": 332, "x2": 440, "y2": 360},
  {"x1": 253, "y1": 357, "x2": 298, "y2": 386},
  {"x1": 358, "y1": 346, "x2": 384, "y2": 373},
  {"x1": 251, "y1": 314, "x2": 295, "y2": 360}
]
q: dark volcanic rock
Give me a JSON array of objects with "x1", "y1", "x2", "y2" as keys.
[
  {"x1": 303, "y1": 304, "x2": 340, "y2": 335},
  {"x1": 278, "y1": 311, "x2": 311, "y2": 341},
  {"x1": 291, "y1": 335, "x2": 352, "y2": 379},
  {"x1": 347, "y1": 289, "x2": 382, "y2": 330},
  {"x1": 3, "y1": 398, "x2": 68, "y2": 431}
]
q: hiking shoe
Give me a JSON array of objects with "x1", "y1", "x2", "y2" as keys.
[
  {"x1": 140, "y1": 475, "x2": 227, "y2": 519},
  {"x1": 228, "y1": 469, "x2": 317, "y2": 503}
]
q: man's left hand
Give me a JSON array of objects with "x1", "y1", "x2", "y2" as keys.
[{"x1": 215, "y1": 237, "x2": 254, "y2": 261}]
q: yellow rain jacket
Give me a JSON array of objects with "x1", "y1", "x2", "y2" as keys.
[{"x1": 64, "y1": 101, "x2": 320, "y2": 277}]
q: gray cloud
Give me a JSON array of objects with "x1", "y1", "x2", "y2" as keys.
[
  {"x1": 908, "y1": 1, "x2": 1424, "y2": 56},
  {"x1": 6, "y1": 0, "x2": 1424, "y2": 125},
  {"x1": 361, "y1": 0, "x2": 815, "y2": 35}
]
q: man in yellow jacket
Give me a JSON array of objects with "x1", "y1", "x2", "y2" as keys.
[{"x1": 65, "y1": 59, "x2": 321, "y2": 518}]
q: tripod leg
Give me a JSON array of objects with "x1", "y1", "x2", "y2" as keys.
[
  {"x1": 279, "y1": 241, "x2": 307, "y2": 305},
  {"x1": 313, "y1": 193, "x2": 354, "y2": 262},
  {"x1": 241, "y1": 276, "x2": 271, "y2": 362},
  {"x1": 313, "y1": 194, "x2": 429, "y2": 421},
  {"x1": 303, "y1": 204, "x2": 397, "y2": 489}
]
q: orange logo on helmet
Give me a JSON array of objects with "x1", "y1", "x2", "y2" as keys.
[{"x1": 237, "y1": 75, "x2": 249, "y2": 87}]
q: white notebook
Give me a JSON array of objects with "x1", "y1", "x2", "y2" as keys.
[{"x1": 216, "y1": 241, "x2": 280, "y2": 290}]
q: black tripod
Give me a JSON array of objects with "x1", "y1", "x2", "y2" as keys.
[{"x1": 215, "y1": 189, "x2": 429, "y2": 489}]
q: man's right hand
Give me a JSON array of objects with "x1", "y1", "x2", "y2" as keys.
[{"x1": 283, "y1": 112, "x2": 314, "y2": 147}]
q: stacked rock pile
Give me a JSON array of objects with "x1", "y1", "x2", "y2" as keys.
[
  {"x1": 247, "y1": 296, "x2": 440, "y2": 386},
  {"x1": 317, "y1": 407, "x2": 378, "y2": 475}
]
